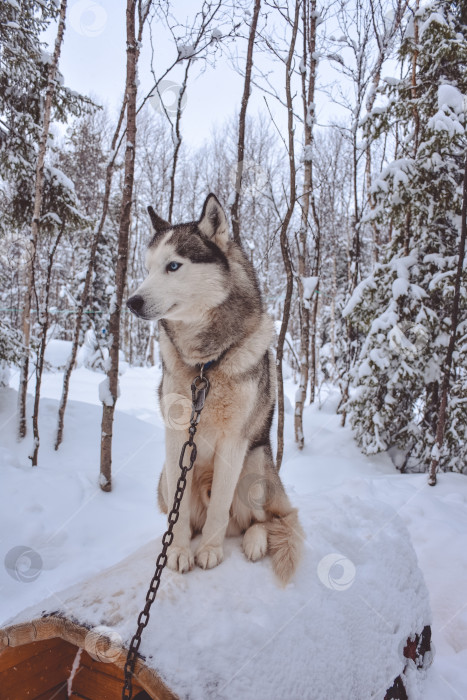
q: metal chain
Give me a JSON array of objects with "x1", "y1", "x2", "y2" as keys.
[{"x1": 122, "y1": 369, "x2": 210, "y2": 699}]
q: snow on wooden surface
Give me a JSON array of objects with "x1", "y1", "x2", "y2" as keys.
[{"x1": 8, "y1": 490, "x2": 430, "y2": 700}]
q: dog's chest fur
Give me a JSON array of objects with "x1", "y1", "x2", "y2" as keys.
[{"x1": 158, "y1": 315, "x2": 275, "y2": 467}]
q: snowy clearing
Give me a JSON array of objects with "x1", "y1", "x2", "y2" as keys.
[{"x1": 1, "y1": 362, "x2": 466, "y2": 698}]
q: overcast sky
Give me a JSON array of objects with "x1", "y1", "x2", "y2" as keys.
[
  {"x1": 51, "y1": 0, "x2": 264, "y2": 146},
  {"x1": 47, "y1": 0, "x2": 357, "y2": 150}
]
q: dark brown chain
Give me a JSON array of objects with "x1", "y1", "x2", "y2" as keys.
[{"x1": 122, "y1": 370, "x2": 210, "y2": 699}]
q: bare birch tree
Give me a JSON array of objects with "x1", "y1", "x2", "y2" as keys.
[
  {"x1": 364, "y1": 0, "x2": 409, "y2": 263},
  {"x1": 151, "y1": 1, "x2": 240, "y2": 222},
  {"x1": 230, "y1": 0, "x2": 262, "y2": 244},
  {"x1": 99, "y1": 0, "x2": 153, "y2": 491},
  {"x1": 294, "y1": 0, "x2": 320, "y2": 447},
  {"x1": 55, "y1": 98, "x2": 127, "y2": 450},
  {"x1": 18, "y1": 0, "x2": 68, "y2": 442},
  {"x1": 276, "y1": 0, "x2": 301, "y2": 471},
  {"x1": 31, "y1": 225, "x2": 65, "y2": 464}
]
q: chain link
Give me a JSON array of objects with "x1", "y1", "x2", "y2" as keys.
[{"x1": 122, "y1": 370, "x2": 210, "y2": 699}]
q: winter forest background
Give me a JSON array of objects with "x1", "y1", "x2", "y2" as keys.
[{"x1": 1, "y1": 0, "x2": 466, "y2": 485}]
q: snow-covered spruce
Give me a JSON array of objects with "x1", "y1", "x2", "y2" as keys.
[{"x1": 346, "y1": 0, "x2": 467, "y2": 474}]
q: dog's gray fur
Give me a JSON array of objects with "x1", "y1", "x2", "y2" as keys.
[{"x1": 127, "y1": 194, "x2": 303, "y2": 584}]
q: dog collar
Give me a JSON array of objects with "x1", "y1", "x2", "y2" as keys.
[{"x1": 199, "y1": 346, "x2": 230, "y2": 374}]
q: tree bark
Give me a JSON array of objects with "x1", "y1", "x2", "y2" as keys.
[
  {"x1": 365, "y1": 0, "x2": 409, "y2": 263},
  {"x1": 428, "y1": 153, "x2": 467, "y2": 486},
  {"x1": 167, "y1": 61, "x2": 189, "y2": 223},
  {"x1": 17, "y1": 0, "x2": 68, "y2": 440},
  {"x1": 55, "y1": 96, "x2": 128, "y2": 451},
  {"x1": 229, "y1": 0, "x2": 261, "y2": 245},
  {"x1": 295, "y1": 0, "x2": 319, "y2": 444},
  {"x1": 276, "y1": 0, "x2": 300, "y2": 471},
  {"x1": 404, "y1": 0, "x2": 419, "y2": 256},
  {"x1": 99, "y1": 0, "x2": 151, "y2": 491},
  {"x1": 31, "y1": 226, "x2": 65, "y2": 465}
]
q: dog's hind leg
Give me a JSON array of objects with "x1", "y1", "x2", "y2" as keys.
[
  {"x1": 234, "y1": 443, "x2": 304, "y2": 584},
  {"x1": 242, "y1": 522, "x2": 268, "y2": 562}
]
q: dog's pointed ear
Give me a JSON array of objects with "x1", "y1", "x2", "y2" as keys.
[
  {"x1": 198, "y1": 194, "x2": 229, "y2": 249},
  {"x1": 147, "y1": 206, "x2": 170, "y2": 233}
]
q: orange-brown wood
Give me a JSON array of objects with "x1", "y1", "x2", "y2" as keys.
[
  {"x1": 71, "y1": 665, "x2": 127, "y2": 698},
  {"x1": 34, "y1": 681, "x2": 69, "y2": 700},
  {"x1": 0, "y1": 638, "x2": 77, "y2": 700},
  {"x1": 70, "y1": 649, "x2": 145, "y2": 699},
  {"x1": 0, "y1": 618, "x2": 177, "y2": 699},
  {"x1": 0, "y1": 639, "x2": 149, "y2": 700},
  {"x1": 0, "y1": 637, "x2": 62, "y2": 673}
]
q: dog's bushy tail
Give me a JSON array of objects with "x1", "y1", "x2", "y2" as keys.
[{"x1": 266, "y1": 509, "x2": 304, "y2": 586}]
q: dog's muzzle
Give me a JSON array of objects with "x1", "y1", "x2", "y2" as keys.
[{"x1": 126, "y1": 295, "x2": 145, "y2": 317}]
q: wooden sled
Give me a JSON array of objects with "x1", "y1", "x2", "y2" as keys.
[{"x1": 0, "y1": 616, "x2": 175, "y2": 700}]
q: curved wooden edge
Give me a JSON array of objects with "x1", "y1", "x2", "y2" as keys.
[{"x1": 0, "y1": 616, "x2": 177, "y2": 700}]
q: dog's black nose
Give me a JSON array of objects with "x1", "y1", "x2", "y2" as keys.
[{"x1": 127, "y1": 295, "x2": 144, "y2": 315}]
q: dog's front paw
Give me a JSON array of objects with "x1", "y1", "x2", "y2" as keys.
[
  {"x1": 167, "y1": 545, "x2": 194, "y2": 573},
  {"x1": 243, "y1": 523, "x2": 268, "y2": 562},
  {"x1": 195, "y1": 544, "x2": 224, "y2": 570}
]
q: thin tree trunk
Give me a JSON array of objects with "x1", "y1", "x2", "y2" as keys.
[
  {"x1": 31, "y1": 226, "x2": 65, "y2": 465},
  {"x1": 340, "y1": 127, "x2": 360, "y2": 427},
  {"x1": 330, "y1": 247, "x2": 337, "y2": 372},
  {"x1": 411, "y1": 0, "x2": 420, "y2": 156},
  {"x1": 166, "y1": 7, "x2": 226, "y2": 223},
  {"x1": 17, "y1": 0, "x2": 68, "y2": 440},
  {"x1": 404, "y1": 0, "x2": 419, "y2": 256},
  {"x1": 55, "y1": 96, "x2": 127, "y2": 450},
  {"x1": 230, "y1": 0, "x2": 261, "y2": 245},
  {"x1": 308, "y1": 173, "x2": 321, "y2": 403},
  {"x1": 99, "y1": 0, "x2": 151, "y2": 491},
  {"x1": 428, "y1": 154, "x2": 467, "y2": 486},
  {"x1": 294, "y1": 0, "x2": 318, "y2": 445},
  {"x1": 167, "y1": 62, "x2": 190, "y2": 222},
  {"x1": 365, "y1": 0, "x2": 409, "y2": 263},
  {"x1": 308, "y1": 259, "x2": 320, "y2": 402},
  {"x1": 276, "y1": 0, "x2": 300, "y2": 471}
]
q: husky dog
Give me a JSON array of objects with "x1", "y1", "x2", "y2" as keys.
[{"x1": 127, "y1": 194, "x2": 303, "y2": 584}]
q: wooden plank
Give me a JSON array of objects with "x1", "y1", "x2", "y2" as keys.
[
  {"x1": 71, "y1": 665, "x2": 128, "y2": 699},
  {"x1": 34, "y1": 680, "x2": 70, "y2": 700},
  {"x1": 0, "y1": 636, "x2": 173, "y2": 699},
  {"x1": 71, "y1": 652, "x2": 144, "y2": 699},
  {"x1": 68, "y1": 690, "x2": 151, "y2": 700},
  {"x1": 0, "y1": 638, "x2": 77, "y2": 699},
  {"x1": 0, "y1": 638, "x2": 62, "y2": 673},
  {"x1": 79, "y1": 650, "x2": 126, "y2": 679}
]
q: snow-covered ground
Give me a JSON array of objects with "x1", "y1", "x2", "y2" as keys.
[{"x1": 1, "y1": 348, "x2": 466, "y2": 698}]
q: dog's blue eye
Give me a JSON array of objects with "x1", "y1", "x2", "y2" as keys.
[{"x1": 167, "y1": 261, "x2": 182, "y2": 272}]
